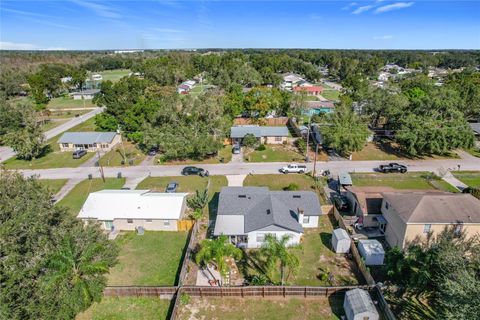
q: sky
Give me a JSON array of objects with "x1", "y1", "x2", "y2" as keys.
[{"x1": 0, "y1": 0, "x2": 479, "y2": 50}]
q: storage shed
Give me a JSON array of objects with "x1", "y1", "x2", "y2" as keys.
[
  {"x1": 338, "y1": 172, "x2": 353, "y2": 188},
  {"x1": 358, "y1": 239, "x2": 385, "y2": 265},
  {"x1": 332, "y1": 228, "x2": 351, "y2": 253},
  {"x1": 343, "y1": 288, "x2": 379, "y2": 320}
]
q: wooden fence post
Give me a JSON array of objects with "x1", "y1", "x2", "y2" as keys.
[
  {"x1": 241, "y1": 287, "x2": 244, "y2": 298},
  {"x1": 325, "y1": 287, "x2": 329, "y2": 297},
  {"x1": 304, "y1": 287, "x2": 307, "y2": 298},
  {"x1": 262, "y1": 286, "x2": 265, "y2": 298}
]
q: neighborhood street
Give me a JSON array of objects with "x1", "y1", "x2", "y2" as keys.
[
  {"x1": 18, "y1": 157, "x2": 480, "y2": 180},
  {"x1": 0, "y1": 107, "x2": 104, "y2": 163}
]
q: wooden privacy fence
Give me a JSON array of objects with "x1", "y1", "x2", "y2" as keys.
[
  {"x1": 177, "y1": 219, "x2": 195, "y2": 231},
  {"x1": 233, "y1": 117, "x2": 288, "y2": 126},
  {"x1": 177, "y1": 221, "x2": 199, "y2": 286},
  {"x1": 104, "y1": 286, "x2": 177, "y2": 298}
]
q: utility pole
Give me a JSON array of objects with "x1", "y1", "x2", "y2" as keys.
[
  {"x1": 305, "y1": 115, "x2": 312, "y2": 162},
  {"x1": 313, "y1": 143, "x2": 319, "y2": 178},
  {"x1": 97, "y1": 150, "x2": 105, "y2": 182}
]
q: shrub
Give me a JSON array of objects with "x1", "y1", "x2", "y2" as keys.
[
  {"x1": 179, "y1": 293, "x2": 190, "y2": 305},
  {"x1": 242, "y1": 134, "x2": 258, "y2": 148},
  {"x1": 296, "y1": 138, "x2": 306, "y2": 153},
  {"x1": 256, "y1": 144, "x2": 266, "y2": 151},
  {"x1": 284, "y1": 183, "x2": 299, "y2": 191}
]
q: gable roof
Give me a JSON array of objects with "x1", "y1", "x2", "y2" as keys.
[
  {"x1": 306, "y1": 100, "x2": 335, "y2": 109},
  {"x1": 383, "y1": 192, "x2": 480, "y2": 224},
  {"x1": 78, "y1": 190, "x2": 188, "y2": 220},
  {"x1": 346, "y1": 186, "x2": 396, "y2": 215},
  {"x1": 344, "y1": 289, "x2": 379, "y2": 316},
  {"x1": 230, "y1": 126, "x2": 289, "y2": 138},
  {"x1": 58, "y1": 132, "x2": 117, "y2": 144},
  {"x1": 293, "y1": 86, "x2": 323, "y2": 93},
  {"x1": 71, "y1": 89, "x2": 100, "y2": 95},
  {"x1": 214, "y1": 187, "x2": 321, "y2": 235}
]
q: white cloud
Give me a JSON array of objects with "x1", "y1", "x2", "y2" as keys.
[
  {"x1": 71, "y1": 0, "x2": 122, "y2": 19},
  {"x1": 45, "y1": 47, "x2": 69, "y2": 51},
  {"x1": 342, "y1": 2, "x2": 358, "y2": 10},
  {"x1": 0, "y1": 41, "x2": 37, "y2": 50},
  {"x1": 352, "y1": 5, "x2": 374, "y2": 14},
  {"x1": 373, "y1": 35, "x2": 394, "y2": 40},
  {"x1": 375, "y1": 2, "x2": 414, "y2": 14}
]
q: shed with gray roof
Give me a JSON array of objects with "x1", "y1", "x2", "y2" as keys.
[
  {"x1": 230, "y1": 125, "x2": 289, "y2": 145},
  {"x1": 343, "y1": 288, "x2": 379, "y2": 320},
  {"x1": 58, "y1": 132, "x2": 121, "y2": 152},
  {"x1": 214, "y1": 187, "x2": 321, "y2": 248}
]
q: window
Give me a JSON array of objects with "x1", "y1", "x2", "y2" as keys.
[
  {"x1": 256, "y1": 233, "x2": 265, "y2": 242},
  {"x1": 423, "y1": 224, "x2": 431, "y2": 234},
  {"x1": 385, "y1": 202, "x2": 389, "y2": 210},
  {"x1": 146, "y1": 219, "x2": 152, "y2": 223},
  {"x1": 62, "y1": 143, "x2": 69, "y2": 148},
  {"x1": 275, "y1": 136, "x2": 282, "y2": 142},
  {"x1": 127, "y1": 219, "x2": 133, "y2": 224},
  {"x1": 164, "y1": 220, "x2": 170, "y2": 226},
  {"x1": 303, "y1": 216, "x2": 310, "y2": 224},
  {"x1": 454, "y1": 224, "x2": 463, "y2": 237}
]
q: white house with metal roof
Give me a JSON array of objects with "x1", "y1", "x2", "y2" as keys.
[
  {"x1": 58, "y1": 131, "x2": 121, "y2": 152},
  {"x1": 213, "y1": 187, "x2": 321, "y2": 248},
  {"x1": 70, "y1": 89, "x2": 101, "y2": 100},
  {"x1": 230, "y1": 125, "x2": 289, "y2": 145},
  {"x1": 78, "y1": 190, "x2": 188, "y2": 231}
]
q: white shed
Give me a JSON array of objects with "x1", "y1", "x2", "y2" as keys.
[
  {"x1": 358, "y1": 239, "x2": 385, "y2": 265},
  {"x1": 343, "y1": 288, "x2": 379, "y2": 320},
  {"x1": 332, "y1": 228, "x2": 351, "y2": 253}
]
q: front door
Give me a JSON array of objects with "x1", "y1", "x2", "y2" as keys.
[{"x1": 104, "y1": 221, "x2": 114, "y2": 231}]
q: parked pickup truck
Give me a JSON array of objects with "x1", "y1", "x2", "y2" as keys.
[
  {"x1": 280, "y1": 164, "x2": 308, "y2": 174},
  {"x1": 378, "y1": 163, "x2": 407, "y2": 173}
]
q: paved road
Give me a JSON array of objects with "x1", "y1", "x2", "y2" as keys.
[
  {"x1": 0, "y1": 107, "x2": 104, "y2": 163},
  {"x1": 19, "y1": 157, "x2": 480, "y2": 180}
]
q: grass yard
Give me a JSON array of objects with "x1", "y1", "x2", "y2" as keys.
[
  {"x1": 244, "y1": 145, "x2": 304, "y2": 162},
  {"x1": 67, "y1": 117, "x2": 97, "y2": 132},
  {"x1": 47, "y1": 96, "x2": 96, "y2": 110},
  {"x1": 99, "y1": 141, "x2": 146, "y2": 166},
  {"x1": 188, "y1": 84, "x2": 216, "y2": 96},
  {"x1": 48, "y1": 109, "x2": 91, "y2": 119},
  {"x1": 108, "y1": 231, "x2": 188, "y2": 286},
  {"x1": 351, "y1": 172, "x2": 458, "y2": 192},
  {"x1": 239, "y1": 215, "x2": 360, "y2": 286},
  {"x1": 321, "y1": 90, "x2": 340, "y2": 101},
  {"x1": 177, "y1": 296, "x2": 344, "y2": 320},
  {"x1": 41, "y1": 119, "x2": 68, "y2": 132},
  {"x1": 98, "y1": 69, "x2": 131, "y2": 82},
  {"x1": 76, "y1": 297, "x2": 171, "y2": 320},
  {"x1": 56, "y1": 178, "x2": 126, "y2": 215},
  {"x1": 452, "y1": 171, "x2": 480, "y2": 188},
  {"x1": 158, "y1": 146, "x2": 233, "y2": 165},
  {"x1": 137, "y1": 175, "x2": 227, "y2": 198},
  {"x1": 38, "y1": 179, "x2": 68, "y2": 195},
  {"x1": 352, "y1": 142, "x2": 459, "y2": 161}
]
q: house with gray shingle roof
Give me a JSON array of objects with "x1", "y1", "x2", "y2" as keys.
[
  {"x1": 230, "y1": 125, "x2": 289, "y2": 145},
  {"x1": 58, "y1": 131, "x2": 121, "y2": 152},
  {"x1": 214, "y1": 187, "x2": 322, "y2": 248}
]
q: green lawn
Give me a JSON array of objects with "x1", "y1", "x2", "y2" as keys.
[
  {"x1": 452, "y1": 171, "x2": 480, "y2": 188},
  {"x1": 77, "y1": 297, "x2": 171, "y2": 320},
  {"x1": 41, "y1": 119, "x2": 68, "y2": 132},
  {"x1": 158, "y1": 146, "x2": 233, "y2": 165},
  {"x1": 321, "y1": 89, "x2": 340, "y2": 101},
  {"x1": 98, "y1": 69, "x2": 131, "y2": 82},
  {"x1": 137, "y1": 175, "x2": 227, "y2": 198},
  {"x1": 56, "y1": 178, "x2": 126, "y2": 215},
  {"x1": 465, "y1": 148, "x2": 480, "y2": 158},
  {"x1": 352, "y1": 142, "x2": 459, "y2": 161},
  {"x1": 244, "y1": 145, "x2": 304, "y2": 162},
  {"x1": 47, "y1": 96, "x2": 96, "y2": 110},
  {"x1": 351, "y1": 172, "x2": 458, "y2": 192},
  {"x1": 67, "y1": 117, "x2": 97, "y2": 132},
  {"x1": 108, "y1": 231, "x2": 188, "y2": 286},
  {"x1": 38, "y1": 179, "x2": 68, "y2": 195},
  {"x1": 177, "y1": 296, "x2": 343, "y2": 320},
  {"x1": 99, "y1": 141, "x2": 146, "y2": 166}
]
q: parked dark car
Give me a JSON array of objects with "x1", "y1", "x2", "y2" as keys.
[
  {"x1": 147, "y1": 149, "x2": 157, "y2": 156},
  {"x1": 378, "y1": 163, "x2": 407, "y2": 173},
  {"x1": 166, "y1": 181, "x2": 178, "y2": 193},
  {"x1": 332, "y1": 194, "x2": 349, "y2": 211},
  {"x1": 181, "y1": 166, "x2": 209, "y2": 177},
  {"x1": 232, "y1": 145, "x2": 241, "y2": 154},
  {"x1": 72, "y1": 149, "x2": 87, "y2": 159}
]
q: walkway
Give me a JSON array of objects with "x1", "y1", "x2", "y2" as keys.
[
  {"x1": 441, "y1": 171, "x2": 468, "y2": 191},
  {"x1": 122, "y1": 176, "x2": 146, "y2": 189},
  {"x1": 226, "y1": 174, "x2": 247, "y2": 186},
  {"x1": 53, "y1": 178, "x2": 82, "y2": 202}
]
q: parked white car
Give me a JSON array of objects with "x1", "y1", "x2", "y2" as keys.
[{"x1": 280, "y1": 164, "x2": 308, "y2": 174}]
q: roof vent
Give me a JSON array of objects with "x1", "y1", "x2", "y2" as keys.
[
  {"x1": 293, "y1": 195, "x2": 301, "y2": 198},
  {"x1": 238, "y1": 195, "x2": 247, "y2": 198},
  {"x1": 266, "y1": 209, "x2": 271, "y2": 215}
]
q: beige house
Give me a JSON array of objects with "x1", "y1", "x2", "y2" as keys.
[
  {"x1": 78, "y1": 190, "x2": 188, "y2": 231},
  {"x1": 381, "y1": 192, "x2": 480, "y2": 249},
  {"x1": 345, "y1": 186, "x2": 394, "y2": 229},
  {"x1": 230, "y1": 125, "x2": 289, "y2": 145},
  {"x1": 58, "y1": 132, "x2": 121, "y2": 152}
]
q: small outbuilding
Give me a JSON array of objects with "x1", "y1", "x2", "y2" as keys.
[
  {"x1": 343, "y1": 288, "x2": 379, "y2": 320},
  {"x1": 358, "y1": 239, "x2": 385, "y2": 265},
  {"x1": 332, "y1": 228, "x2": 351, "y2": 253},
  {"x1": 338, "y1": 172, "x2": 353, "y2": 188}
]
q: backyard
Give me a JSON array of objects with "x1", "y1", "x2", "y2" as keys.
[
  {"x1": 452, "y1": 171, "x2": 480, "y2": 188},
  {"x1": 244, "y1": 144, "x2": 304, "y2": 163},
  {"x1": 239, "y1": 215, "x2": 361, "y2": 286},
  {"x1": 47, "y1": 96, "x2": 96, "y2": 110},
  {"x1": 137, "y1": 175, "x2": 227, "y2": 197},
  {"x1": 108, "y1": 231, "x2": 188, "y2": 286},
  {"x1": 158, "y1": 145, "x2": 233, "y2": 165},
  {"x1": 99, "y1": 141, "x2": 146, "y2": 166},
  {"x1": 351, "y1": 142, "x2": 459, "y2": 161},
  {"x1": 350, "y1": 172, "x2": 458, "y2": 192},
  {"x1": 176, "y1": 296, "x2": 344, "y2": 320},
  {"x1": 97, "y1": 69, "x2": 131, "y2": 82},
  {"x1": 76, "y1": 297, "x2": 171, "y2": 320},
  {"x1": 56, "y1": 178, "x2": 126, "y2": 215}
]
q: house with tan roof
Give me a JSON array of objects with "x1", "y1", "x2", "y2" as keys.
[{"x1": 381, "y1": 192, "x2": 480, "y2": 249}]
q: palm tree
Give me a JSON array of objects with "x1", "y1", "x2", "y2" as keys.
[
  {"x1": 260, "y1": 234, "x2": 299, "y2": 285},
  {"x1": 43, "y1": 228, "x2": 117, "y2": 315},
  {"x1": 195, "y1": 235, "x2": 242, "y2": 280}
]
